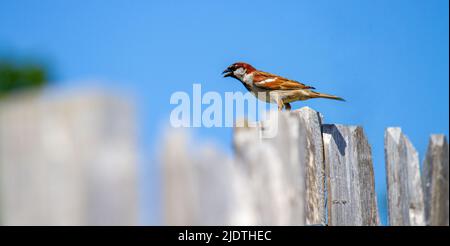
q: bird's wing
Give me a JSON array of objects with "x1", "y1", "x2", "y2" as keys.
[{"x1": 252, "y1": 71, "x2": 315, "y2": 90}]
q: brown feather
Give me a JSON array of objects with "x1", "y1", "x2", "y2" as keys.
[
  {"x1": 252, "y1": 71, "x2": 315, "y2": 90},
  {"x1": 309, "y1": 91, "x2": 345, "y2": 101}
]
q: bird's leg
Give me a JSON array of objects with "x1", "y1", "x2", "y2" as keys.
[
  {"x1": 277, "y1": 100, "x2": 284, "y2": 111},
  {"x1": 284, "y1": 103, "x2": 292, "y2": 111}
]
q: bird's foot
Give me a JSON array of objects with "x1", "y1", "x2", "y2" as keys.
[{"x1": 284, "y1": 103, "x2": 292, "y2": 111}]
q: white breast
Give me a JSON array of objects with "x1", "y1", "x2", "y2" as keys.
[{"x1": 242, "y1": 73, "x2": 254, "y2": 87}]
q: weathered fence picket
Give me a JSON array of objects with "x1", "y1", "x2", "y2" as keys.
[
  {"x1": 235, "y1": 111, "x2": 306, "y2": 225},
  {"x1": 322, "y1": 125, "x2": 379, "y2": 226},
  {"x1": 384, "y1": 127, "x2": 425, "y2": 226},
  {"x1": 422, "y1": 135, "x2": 449, "y2": 226},
  {"x1": 162, "y1": 130, "x2": 237, "y2": 225},
  {"x1": 0, "y1": 92, "x2": 139, "y2": 225},
  {"x1": 295, "y1": 108, "x2": 326, "y2": 225}
]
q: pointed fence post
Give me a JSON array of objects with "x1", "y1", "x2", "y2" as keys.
[
  {"x1": 384, "y1": 127, "x2": 425, "y2": 226},
  {"x1": 422, "y1": 135, "x2": 449, "y2": 226},
  {"x1": 322, "y1": 124, "x2": 379, "y2": 226},
  {"x1": 294, "y1": 107, "x2": 326, "y2": 225}
]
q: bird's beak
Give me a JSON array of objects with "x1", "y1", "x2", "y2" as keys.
[{"x1": 222, "y1": 68, "x2": 232, "y2": 78}]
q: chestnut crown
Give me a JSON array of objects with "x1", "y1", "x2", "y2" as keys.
[{"x1": 222, "y1": 62, "x2": 256, "y2": 78}]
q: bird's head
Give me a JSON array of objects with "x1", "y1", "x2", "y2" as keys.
[{"x1": 222, "y1": 62, "x2": 256, "y2": 80}]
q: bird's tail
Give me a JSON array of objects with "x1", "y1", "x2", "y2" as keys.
[{"x1": 310, "y1": 91, "x2": 345, "y2": 101}]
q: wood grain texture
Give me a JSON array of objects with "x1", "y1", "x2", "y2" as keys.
[
  {"x1": 422, "y1": 135, "x2": 449, "y2": 226},
  {"x1": 322, "y1": 124, "x2": 379, "y2": 226},
  {"x1": 384, "y1": 127, "x2": 425, "y2": 226},
  {"x1": 293, "y1": 107, "x2": 326, "y2": 225}
]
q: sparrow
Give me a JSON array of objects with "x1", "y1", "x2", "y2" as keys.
[{"x1": 222, "y1": 62, "x2": 344, "y2": 111}]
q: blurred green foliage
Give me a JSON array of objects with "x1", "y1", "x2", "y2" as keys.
[{"x1": 0, "y1": 60, "x2": 49, "y2": 98}]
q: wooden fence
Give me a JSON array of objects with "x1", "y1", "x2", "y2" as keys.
[
  {"x1": 162, "y1": 107, "x2": 449, "y2": 226},
  {"x1": 0, "y1": 93, "x2": 447, "y2": 225}
]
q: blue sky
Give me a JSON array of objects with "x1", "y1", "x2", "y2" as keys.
[{"x1": 1, "y1": 0, "x2": 448, "y2": 225}]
